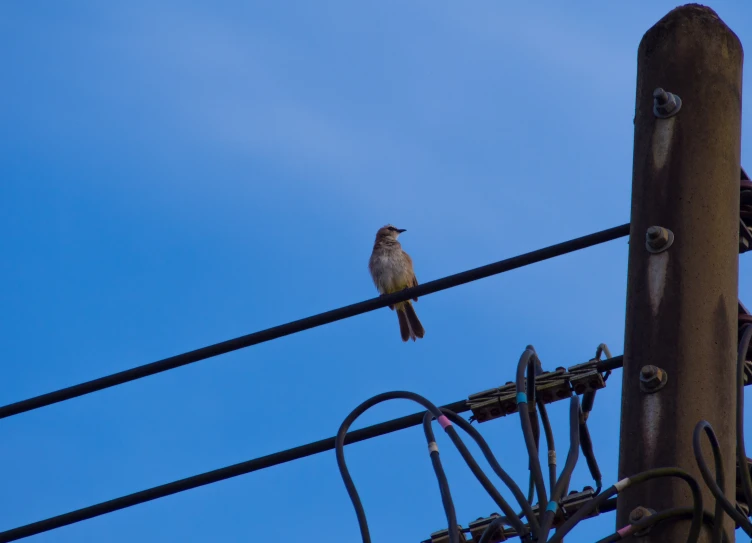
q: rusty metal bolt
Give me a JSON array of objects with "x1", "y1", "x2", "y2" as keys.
[
  {"x1": 646, "y1": 226, "x2": 669, "y2": 250},
  {"x1": 640, "y1": 365, "x2": 667, "y2": 392},
  {"x1": 629, "y1": 506, "x2": 652, "y2": 524},
  {"x1": 653, "y1": 87, "x2": 682, "y2": 118},
  {"x1": 653, "y1": 88, "x2": 676, "y2": 112},
  {"x1": 640, "y1": 365, "x2": 660, "y2": 386},
  {"x1": 629, "y1": 506, "x2": 657, "y2": 536}
]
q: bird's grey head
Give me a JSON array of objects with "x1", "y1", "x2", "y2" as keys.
[{"x1": 375, "y1": 224, "x2": 406, "y2": 242}]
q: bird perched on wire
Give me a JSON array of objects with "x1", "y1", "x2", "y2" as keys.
[{"x1": 368, "y1": 224, "x2": 425, "y2": 342}]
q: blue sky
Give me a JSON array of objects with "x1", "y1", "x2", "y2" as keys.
[{"x1": 2, "y1": 1, "x2": 751, "y2": 541}]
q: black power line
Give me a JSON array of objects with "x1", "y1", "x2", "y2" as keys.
[
  {"x1": 0, "y1": 399, "x2": 469, "y2": 542},
  {"x1": 0, "y1": 352, "x2": 627, "y2": 541},
  {"x1": 0, "y1": 223, "x2": 630, "y2": 421}
]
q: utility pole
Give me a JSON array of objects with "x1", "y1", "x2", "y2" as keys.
[{"x1": 617, "y1": 4, "x2": 743, "y2": 541}]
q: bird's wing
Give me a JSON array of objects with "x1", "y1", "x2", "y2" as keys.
[{"x1": 404, "y1": 251, "x2": 419, "y2": 302}]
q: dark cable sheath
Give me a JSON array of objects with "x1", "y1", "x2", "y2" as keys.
[
  {"x1": 693, "y1": 420, "x2": 752, "y2": 536},
  {"x1": 737, "y1": 324, "x2": 752, "y2": 514},
  {"x1": 547, "y1": 468, "x2": 703, "y2": 543},
  {"x1": 428, "y1": 453, "x2": 456, "y2": 540},
  {"x1": 422, "y1": 413, "x2": 527, "y2": 538},
  {"x1": 516, "y1": 347, "x2": 548, "y2": 507},
  {"x1": 482, "y1": 498, "x2": 623, "y2": 543},
  {"x1": 531, "y1": 356, "x2": 556, "y2": 491},
  {"x1": 696, "y1": 421, "x2": 727, "y2": 543},
  {"x1": 583, "y1": 344, "x2": 611, "y2": 418},
  {"x1": 595, "y1": 343, "x2": 612, "y2": 361},
  {"x1": 695, "y1": 423, "x2": 727, "y2": 543},
  {"x1": 0, "y1": 348, "x2": 627, "y2": 543},
  {"x1": 579, "y1": 409, "x2": 602, "y2": 490},
  {"x1": 335, "y1": 392, "x2": 458, "y2": 543},
  {"x1": 579, "y1": 345, "x2": 606, "y2": 491},
  {"x1": 482, "y1": 499, "x2": 624, "y2": 543},
  {"x1": 0, "y1": 355, "x2": 627, "y2": 541},
  {"x1": 597, "y1": 496, "x2": 618, "y2": 514},
  {"x1": 597, "y1": 356, "x2": 624, "y2": 373},
  {"x1": 422, "y1": 413, "x2": 459, "y2": 543},
  {"x1": 537, "y1": 399, "x2": 556, "y2": 492},
  {"x1": 0, "y1": 223, "x2": 631, "y2": 421},
  {"x1": 525, "y1": 476, "x2": 535, "y2": 505},
  {"x1": 437, "y1": 409, "x2": 538, "y2": 537},
  {"x1": 595, "y1": 507, "x2": 731, "y2": 543},
  {"x1": 525, "y1": 359, "x2": 543, "y2": 478},
  {"x1": 581, "y1": 390, "x2": 596, "y2": 417},
  {"x1": 0, "y1": 398, "x2": 468, "y2": 543},
  {"x1": 478, "y1": 516, "x2": 509, "y2": 543},
  {"x1": 537, "y1": 396, "x2": 580, "y2": 542},
  {"x1": 527, "y1": 359, "x2": 542, "y2": 494}
]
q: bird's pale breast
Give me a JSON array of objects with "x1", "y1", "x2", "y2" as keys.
[{"x1": 370, "y1": 250, "x2": 411, "y2": 294}]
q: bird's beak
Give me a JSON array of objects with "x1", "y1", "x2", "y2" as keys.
[{"x1": 396, "y1": 228, "x2": 407, "y2": 233}]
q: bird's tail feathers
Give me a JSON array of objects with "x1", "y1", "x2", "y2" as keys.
[
  {"x1": 395, "y1": 301, "x2": 424, "y2": 342},
  {"x1": 396, "y1": 308, "x2": 411, "y2": 342},
  {"x1": 403, "y1": 301, "x2": 424, "y2": 340}
]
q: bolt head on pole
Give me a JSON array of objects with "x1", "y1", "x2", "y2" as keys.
[
  {"x1": 620, "y1": 4, "x2": 743, "y2": 539},
  {"x1": 640, "y1": 365, "x2": 656, "y2": 380},
  {"x1": 645, "y1": 226, "x2": 674, "y2": 253},
  {"x1": 629, "y1": 506, "x2": 649, "y2": 523},
  {"x1": 640, "y1": 365, "x2": 668, "y2": 393},
  {"x1": 653, "y1": 87, "x2": 682, "y2": 118},
  {"x1": 629, "y1": 506, "x2": 656, "y2": 536}
]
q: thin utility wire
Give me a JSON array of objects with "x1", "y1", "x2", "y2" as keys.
[
  {"x1": 0, "y1": 223, "x2": 630, "y2": 421},
  {"x1": 0, "y1": 399, "x2": 469, "y2": 542},
  {"x1": 0, "y1": 354, "x2": 625, "y2": 541}
]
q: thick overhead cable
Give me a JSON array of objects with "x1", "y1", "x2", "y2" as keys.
[
  {"x1": 0, "y1": 399, "x2": 469, "y2": 542},
  {"x1": 0, "y1": 223, "x2": 630, "y2": 421},
  {"x1": 0, "y1": 353, "x2": 627, "y2": 542}
]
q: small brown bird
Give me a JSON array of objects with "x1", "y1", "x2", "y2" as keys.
[{"x1": 368, "y1": 225, "x2": 425, "y2": 342}]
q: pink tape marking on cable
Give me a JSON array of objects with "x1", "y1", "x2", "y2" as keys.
[
  {"x1": 437, "y1": 415, "x2": 452, "y2": 429},
  {"x1": 617, "y1": 525, "x2": 633, "y2": 537}
]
